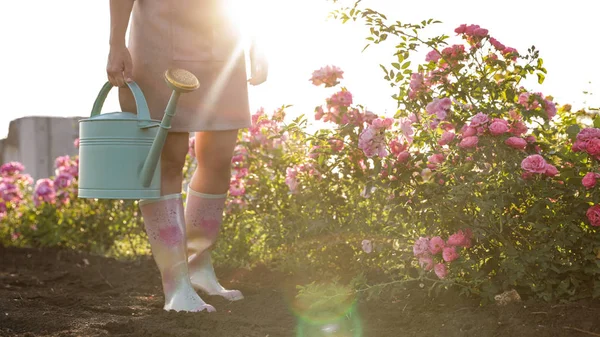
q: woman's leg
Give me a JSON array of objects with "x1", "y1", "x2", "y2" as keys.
[
  {"x1": 159, "y1": 132, "x2": 190, "y2": 195},
  {"x1": 138, "y1": 132, "x2": 216, "y2": 312},
  {"x1": 185, "y1": 129, "x2": 243, "y2": 301}
]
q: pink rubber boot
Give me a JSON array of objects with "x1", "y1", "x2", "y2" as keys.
[
  {"x1": 138, "y1": 193, "x2": 216, "y2": 312},
  {"x1": 184, "y1": 187, "x2": 244, "y2": 301}
]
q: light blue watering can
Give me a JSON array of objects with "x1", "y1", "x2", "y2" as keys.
[{"x1": 77, "y1": 68, "x2": 200, "y2": 200}]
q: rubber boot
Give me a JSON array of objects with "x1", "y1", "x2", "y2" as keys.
[
  {"x1": 184, "y1": 186, "x2": 244, "y2": 301},
  {"x1": 138, "y1": 193, "x2": 216, "y2": 312}
]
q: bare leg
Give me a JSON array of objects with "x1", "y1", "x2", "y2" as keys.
[
  {"x1": 185, "y1": 130, "x2": 243, "y2": 301},
  {"x1": 159, "y1": 132, "x2": 190, "y2": 195},
  {"x1": 138, "y1": 132, "x2": 216, "y2": 312}
]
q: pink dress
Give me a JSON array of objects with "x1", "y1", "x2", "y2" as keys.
[{"x1": 118, "y1": 0, "x2": 251, "y2": 132}]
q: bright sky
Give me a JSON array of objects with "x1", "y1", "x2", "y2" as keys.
[{"x1": 0, "y1": 0, "x2": 597, "y2": 139}]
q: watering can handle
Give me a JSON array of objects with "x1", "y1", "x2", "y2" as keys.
[{"x1": 90, "y1": 81, "x2": 153, "y2": 128}]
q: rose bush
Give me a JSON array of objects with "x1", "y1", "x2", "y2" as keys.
[
  {"x1": 317, "y1": 3, "x2": 600, "y2": 302},
  {"x1": 2, "y1": 3, "x2": 599, "y2": 305}
]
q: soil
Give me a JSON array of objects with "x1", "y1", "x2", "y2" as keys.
[{"x1": 1, "y1": 245, "x2": 600, "y2": 337}]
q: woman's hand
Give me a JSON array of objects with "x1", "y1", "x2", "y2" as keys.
[
  {"x1": 106, "y1": 44, "x2": 133, "y2": 88},
  {"x1": 248, "y1": 43, "x2": 268, "y2": 86}
]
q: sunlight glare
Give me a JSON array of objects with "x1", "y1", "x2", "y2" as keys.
[{"x1": 223, "y1": 0, "x2": 334, "y2": 57}]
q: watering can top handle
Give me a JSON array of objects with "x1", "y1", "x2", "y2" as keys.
[{"x1": 90, "y1": 81, "x2": 152, "y2": 122}]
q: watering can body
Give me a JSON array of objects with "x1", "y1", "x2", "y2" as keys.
[
  {"x1": 78, "y1": 69, "x2": 200, "y2": 200},
  {"x1": 78, "y1": 81, "x2": 162, "y2": 199}
]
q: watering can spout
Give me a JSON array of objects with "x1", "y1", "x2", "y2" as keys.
[{"x1": 139, "y1": 68, "x2": 200, "y2": 188}]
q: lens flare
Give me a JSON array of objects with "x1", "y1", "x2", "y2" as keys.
[{"x1": 289, "y1": 282, "x2": 363, "y2": 337}]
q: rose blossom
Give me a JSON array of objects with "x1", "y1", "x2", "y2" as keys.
[
  {"x1": 329, "y1": 139, "x2": 344, "y2": 152},
  {"x1": 442, "y1": 246, "x2": 459, "y2": 262},
  {"x1": 505, "y1": 137, "x2": 527, "y2": 150},
  {"x1": 544, "y1": 99, "x2": 557, "y2": 119},
  {"x1": 426, "y1": 97, "x2": 452, "y2": 120},
  {"x1": 577, "y1": 128, "x2": 600, "y2": 141},
  {"x1": 447, "y1": 230, "x2": 471, "y2": 247},
  {"x1": 328, "y1": 90, "x2": 353, "y2": 107},
  {"x1": 33, "y1": 179, "x2": 56, "y2": 206},
  {"x1": 438, "y1": 131, "x2": 455, "y2": 146},
  {"x1": 1, "y1": 162, "x2": 25, "y2": 177},
  {"x1": 488, "y1": 119, "x2": 509, "y2": 136},
  {"x1": 586, "y1": 205, "x2": 600, "y2": 227},
  {"x1": 459, "y1": 136, "x2": 478, "y2": 149},
  {"x1": 310, "y1": 65, "x2": 344, "y2": 87},
  {"x1": 461, "y1": 125, "x2": 477, "y2": 137},
  {"x1": 428, "y1": 153, "x2": 445, "y2": 169},
  {"x1": 521, "y1": 155, "x2": 547, "y2": 174},
  {"x1": 413, "y1": 237, "x2": 430, "y2": 257},
  {"x1": 397, "y1": 151, "x2": 410, "y2": 163},
  {"x1": 582, "y1": 172, "x2": 600, "y2": 189},
  {"x1": 586, "y1": 139, "x2": 600, "y2": 157},
  {"x1": 389, "y1": 138, "x2": 407, "y2": 156},
  {"x1": 544, "y1": 164, "x2": 559, "y2": 177},
  {"x1": 434, "y1": 263, "x2": 448, "y2": 279},
  {"x1": 419, "y1": 255, "x2": 434, "y2": 271},
  {"x1": 358, "y1": 126, "x2": 388, "y2": 158},
  {"x1": 428, "y1": 236, "x2": 445, "y2": 255},
  {"x1": 572, "y1": 140, "x2": 588, "y2": 152},
  {"x1": 510, "y1": 121, "x2": 528, "y2": 136},
  {"x1": 425, "y1": 50, "x2": 441, "y2": 62},
  {"x1": 470, "y1": 113, "x2": 489, "y2": 127}
]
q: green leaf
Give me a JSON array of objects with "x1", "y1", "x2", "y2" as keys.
[
  {"x1": 392, "y1": 63, "x2": 401, "y2": 70},
  {"x1": 537, "y1": 72, "x2": 546, "y2": 84},
  {"x1": 401, "y1": 61, "x2": 411, "y2": 69}
]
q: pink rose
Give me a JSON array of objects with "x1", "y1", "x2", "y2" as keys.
[
  {"x1": 489, "y1": 37, "x2": 506, "y2": 51},
  {"x1": 425, "y1": 50, "x2": 441, "y2": 62},
  {"x1": 447, "y1": 230, "x2": 472, "y2": 247},
  {"x1": 442, "y1": 246, "x2": 459, "y2": 262},
  {"x1": 428, "y1": 153, "x2": 445, "y2": 166},
  {"x1": 572, "y1": 140, "x2": 588, "y2": 152},
  {"x1": 438, "y1": 131, "x2": 455, "y2": 146},
  {"x1": 577, "y1": 128, "x2": 600, "y2": 141},
  {"x1": 419, "y1": 255, "x2": 434, "y2": 271},
  {"x1": 462, "y1": 126, "x2": 477, "y2": 137},
  {"x1": 470, "y1": 113, "x2": 489, "y2": 127},
  {"x1": 389, "y1": 138, "x2": 406, "y2": 156},
  {"x1": 544, "y1": 99, "x2": 557, "y2": 119},
  {"x1": 488, "y1": 120, "x2": 509, "y2": 136},
  {"x1": 586, "y1": 138, "x2": 600, "y2": 157},
  {"x1": 505, "y1": 137, "x2": 527, "y2": 150},
  {"x1": 508, "y1": 109, "x2": 521, "y2": 120},
  {"x1": 455, "y1": 24, "x2": 467, "y2": 34},
  {"x1": 328, "y1": 90, "x2": 353, "y2": 107},
  {"x1": 428, "y1": 236, "x2": 445, "y2": 255},
  {"x1": 510, "y1": 121, "x2": 528, "y2": 136},
  {"x1": 329, "y1": 139, "x2": 344, "y2": 152},
  {"x1": 434, "y1": 263, "x2": 448, "y2": 279},
  {"x1": 310, "y1": 65, "x2": 344, "y2": 87},
  {"x1": 459, "y1": 136, "x2": 479, "y2": 149},
  {"x1": 413, "y1": 237, "x2": 430, "y2": 257},
  {"x1": 582, "y1": 172, "x2": 600, "y2": 189},
  {"x1": 447, "y1": 233, "x2": 463, "y2": 246},
  {"x1": 521, "y1": 154, "x2": 547, "y2": 174},
  {"x1": 586, "y1": 205, "x2": 600, "y2": 227},
  {"x1": 544, "y1": 164, "x2": 559, "y2": 177},
  {"x1": 397, "y1": 151, "x2": 410, "y2": 163},
  {"x1": 315, "y1": 106, "x2": 324, "y2": 121}
]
